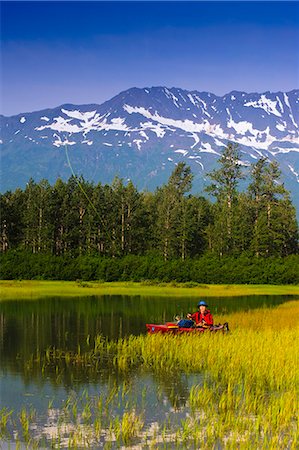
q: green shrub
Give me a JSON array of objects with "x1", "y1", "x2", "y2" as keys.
[{"x1": 0, "y1": 251, "x2": 298, "y2": 284}]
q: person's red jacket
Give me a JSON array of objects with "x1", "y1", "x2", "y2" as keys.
[{"x1": 190, "y1": 309, "x2": 213, "y2": 326}]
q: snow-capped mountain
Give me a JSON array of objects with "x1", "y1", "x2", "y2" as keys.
[{"x1": 1, "y1": 86, "x2": 299, "y2": 212}]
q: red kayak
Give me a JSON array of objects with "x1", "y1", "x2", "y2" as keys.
[{"x1": 146, "y1": 322, "x2": 229, "y2": 334}]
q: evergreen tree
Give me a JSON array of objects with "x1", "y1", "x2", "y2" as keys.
[
  {"x1": 142, "y1": 191, "x2": 159, "y2": 255},
  {"x1": 88, "y1": 182, "x2": 106, "y2": 255},
  {"x1": 123, "y1": 181, "x2": 149, "y2": 255},
  {"x1": 206, "y1": 143, "x2": 244, "y2": 255},
  {"x1": 0, "y1": 159, "x2": 297, "y2": 266},
  {"x1": 58, "y1": 176, "x2": 93, "y2": 255},
  {"x1": 51, "y1": 178, "x2": 68, "y2": 255},
  {"x1": 23, "y1": 179, "x2": 39, "y2": 252},
  {"x1": 109, "y1": 177, "x2": 148, "y2": 256},
  {"x1": 0, "y1": 189, "x2": 25, "y2": 251},
  {"x1": 248, "y1": 158, "x2": 298, "y2": 256},
  {"x1": 182, "y1": 195, "x2": 212, "y2": 257},
  {"x1": 232, "y1": 192, "x2": 253, "y2": 254},
  {"x1": 36, "y1": 179, "x2": 53, "y2": 253},
  {"x1": 156, "y1": 163, "x2": 193, "y2": 260}
]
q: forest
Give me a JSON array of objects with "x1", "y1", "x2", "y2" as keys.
[{"x1": 1, "y1": 144, "x2": 298, "y2": 283}]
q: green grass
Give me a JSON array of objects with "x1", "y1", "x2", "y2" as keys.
[{"x1": 1, "y1": 279, "x2": 299, "y2": 301}]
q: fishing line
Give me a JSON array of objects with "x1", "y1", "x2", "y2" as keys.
[
  {"x1": 64, "y1": 142, "x2": 99, "y2": 217},
  {"x1": 64, "y1": 141, "x2": 112, "y2": 240}
]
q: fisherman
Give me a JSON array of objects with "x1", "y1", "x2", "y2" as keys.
[{"x1": 187, "y1": 301, "x2": 213, "y2": 328}]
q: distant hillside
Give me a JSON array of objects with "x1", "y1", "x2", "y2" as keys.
[{"x1": 1, "y1": 86, "x2": 298, "y2": 212}]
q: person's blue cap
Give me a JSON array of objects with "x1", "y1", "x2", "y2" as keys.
[{"x1": 197, "y1": 300, "x2": 208, "y2": 307}]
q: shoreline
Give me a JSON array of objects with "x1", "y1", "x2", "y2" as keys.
[{"x1": 1, "y1": 280, "x2": 299, "y2": 301}]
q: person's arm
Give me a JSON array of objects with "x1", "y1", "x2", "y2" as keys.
[
  {"x1": 187, "y1": 312, "x2": 197, "y2": 320},
  {"x1": 205, "y1": 312, "x2": 213, "y2": 326},
  {"x1": 196, "y1": 317, "x2": 206, "y2": 327}
]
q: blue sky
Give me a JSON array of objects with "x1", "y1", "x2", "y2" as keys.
[{"x1": 1, "y1": 1, "x2": 299, "y2": 115}]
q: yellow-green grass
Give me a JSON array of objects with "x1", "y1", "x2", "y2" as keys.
[
  {"x1": 17, "y1": 300, "x2": 299, "y2": 448},
  {"x1": 45, "y1": 300, "x2": 299, "y2": 372},
  {"x1": 1, "y1": 279, "x2": 299, "y2": 301}
]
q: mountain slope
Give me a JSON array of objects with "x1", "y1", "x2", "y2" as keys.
[{"x1": 1, "y1": 86, "x2": 299, "y2": 211}]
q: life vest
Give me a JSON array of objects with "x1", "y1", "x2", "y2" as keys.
[{"x1": 190, "y1": 309, "x2": 213, "y2": 326}]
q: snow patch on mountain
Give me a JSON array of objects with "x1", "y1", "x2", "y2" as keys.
[
  {"x1": 276, "y1": 123, "x2": 286, "y2": 131},
  {"x1": 200, "y1": 143, "x2": 220, "y2": 155},
  {"x1": 270, "y1": 147, "x2": 299, "y2": 155},
  {"x1": 36, "y1": 116, "x2": 82, "y2": 134},
  {"x1": 1, "y1": 86, "x2": 299, "y2": 215},
  {"x1": 191, "y1": 133, "x2": 200, "y2": 148},
  {"x1": 133, "y1": 139, "x2": 143, "y2": 150},
  {"x1": 214, "y1": 138, "x2": 226, "y2": 147},
  {"x1": 124, "y1": 104, "x2": 208, "y2": 133},
  {"x1": 82, "y1": 139, "x2": 93, "y2": 146},
  {"x1": 276, "y1": 96, "x2": 284, "y2": 114},
  {"x1": 195, "y1": 160, "x2": 204, "y2": 170},
  {"x1": 175, "y1": 149, "x2": 188, "y2": 156},
  {"x1": 283, "y1": 93, "x2": 298, "y2": 129},
  {"x1": 139, "y1": 131, "x2": 149, "y2": 141},
  {"x1": 140, "y1": 121, "x2": 166, "y2": 138},
  {"x1": 52, "y1": 134, "x2": 76, "y2": 148},
  {"x1": 288, "y1": 165, "x2": 299, "y2": 182},
  {"x1": 36, "y1": 112, "x2": 130, "y2": 137},
  {"x1": 61, "y1": 108, "x2": 97, "y2": 122},
  {"x1": 187, "y1": 94, "x2": 196, "y2": 106},
  {"x1": 163, "y1": 88, "x2": 180, "y2": 108},
  {"x1": 244, "y1": 95, "x2": 281, "y2": 117}
]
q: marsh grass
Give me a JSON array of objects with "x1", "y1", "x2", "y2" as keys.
[
  {"x1": 0, "y1": 408, "x2": 13, "y2": 438},
  {"x1": 1, "y1": 279, "x2": 299, "y2": 300},
  {"x1": 1, "y1": 301, "x2": 298, "y2": 448}
]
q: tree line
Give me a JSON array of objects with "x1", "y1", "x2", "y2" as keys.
[{"x1": 1, "y1": 144, "x2": 298, "y2": 282}]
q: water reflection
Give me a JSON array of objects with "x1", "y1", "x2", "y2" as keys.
[
  {"x1": 0, "y1": 294, "x2": 294, "y2": 413},
  {"x1": 0, "y1": 294, "x2": 295, "y2": 373},
  {"x1": 0, "y1": 367, "x2": 200, "y2": 448},
  {"x1": 0, "y1": 294, "x2": 297, "y2": 448}
]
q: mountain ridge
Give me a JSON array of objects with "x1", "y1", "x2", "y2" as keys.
[
  {"x1": 2, "y1": 86, "x2": 299, "y2": 118},
  {"x1": 1, "y1": 86, "x2": 298, "y2": 213}
]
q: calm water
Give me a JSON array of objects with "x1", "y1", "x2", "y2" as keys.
[{"x1": 0, "y1": 294, "x2": 296, "y2": 448}]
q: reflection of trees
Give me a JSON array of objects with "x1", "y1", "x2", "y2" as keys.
[
  {"x1": 152, "y1": 370, "x2": 190, "y2": 409},
  {"x1": 11, "y1": 348, "x2": 138, "y2": 389},
  {"x1": 0, "y1": 294, "x2": 292, "y2": 378},
  {"x1": 7, "y1": 344, "x2": 191, "y2": 413},
  {"x1": 0, "y1": 295, "x2": 175, "y2": 370},
  {"x1": 0, "y1": 314, "x2": 22, "y2": 356}
]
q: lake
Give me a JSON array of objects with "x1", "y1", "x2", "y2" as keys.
[{"x1": 0, "y1": 294, "x2": 296, "y2": 448}]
